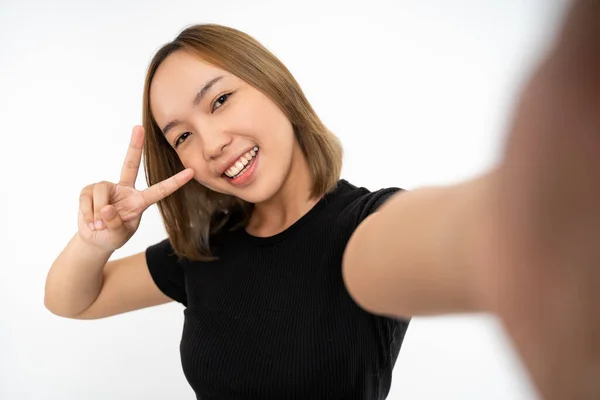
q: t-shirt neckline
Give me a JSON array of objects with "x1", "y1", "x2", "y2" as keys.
[{"x1": 236, "y1": 179, "x2": 346, "y2": 246}]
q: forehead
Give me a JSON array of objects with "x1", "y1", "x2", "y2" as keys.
[{"x1": 150, "y1": 51, "x2": 231, "y2": 122}]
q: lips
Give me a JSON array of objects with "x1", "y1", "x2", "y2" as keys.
[
  {"x1": 218, "y1": 146, "x2": 258, "y2": 176},
  {"x1": 224, "y1": 148, "x2": 260, "y2": 187},
  {"x1": 224, "y1": 148, "x2": 258, "y2": 179}
]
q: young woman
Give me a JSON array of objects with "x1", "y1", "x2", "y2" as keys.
[{"x1": 45, "y1": 1, "x2": 599, "y2": 399}]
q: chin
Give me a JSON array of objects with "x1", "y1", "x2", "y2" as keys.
[
  {"x1": 197, "y1": 179, "x2": 269, "y2": 204},
  {"x1": 232, "y1": 177, "x2": 285, "y2": 205}
]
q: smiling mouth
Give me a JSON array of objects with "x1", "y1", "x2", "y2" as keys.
[{"x1": 223, "y1": 146, "x2": 259, "y2": 179}]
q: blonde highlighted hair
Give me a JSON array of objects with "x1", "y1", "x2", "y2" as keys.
[{"x1": 142, "y1": 24, "x2": 343, "y2": 261}]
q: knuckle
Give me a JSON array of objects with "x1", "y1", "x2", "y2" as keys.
[
  {"x1": 79, "y1": 192, "x2": 90, "y2": 203},
  {"x1": 172, "y1": 174, "x2": 181, "y2": 187},
  {"x1": 157, "y1": 181, "x2": 168, "y2": 198},
  {"x1": 124, "y1": 158, "x2": 140, "y2": 170},
  {"x1": 80, "y1": 184, "x2": 93, "y2": 197},
  {"x1": 93, "y1": 181, "x2": 112, "y2": 198}
]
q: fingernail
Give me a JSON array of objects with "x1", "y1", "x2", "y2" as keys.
[
  {"x1": 88, "y1": 223, "x2": 95, "y2": 231},
  {"x1": 95, "y1": 220, "x2": 104, "y2": 230}
]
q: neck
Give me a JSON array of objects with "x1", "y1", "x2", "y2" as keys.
[{"x1": 246, "y1": 144, "x2": 321, "y2": 237}]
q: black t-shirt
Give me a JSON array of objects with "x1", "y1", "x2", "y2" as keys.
[{"x1": 146, "y1": 179, "x2": 410, "y2": 400}]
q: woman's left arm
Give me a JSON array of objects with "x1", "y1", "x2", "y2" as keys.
[{"x1": 342, "y1": 169, "x2": 497, "y2": 318}]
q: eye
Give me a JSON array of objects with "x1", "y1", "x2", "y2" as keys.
[
  {"x1": 211, "y1": 92, "x2": 232, "y2": 112},
  {"x1": 174, "y1": 132, "x2": 191, "y2": 149}
]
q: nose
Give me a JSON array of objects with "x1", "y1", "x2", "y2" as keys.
[{"x1": 202, "y1": 127, "x2": 232, "y2": 161}]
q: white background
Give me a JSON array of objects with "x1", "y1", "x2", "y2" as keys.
[{"x1": 0, "y1": 0, "x2": 568, "y2": 399}]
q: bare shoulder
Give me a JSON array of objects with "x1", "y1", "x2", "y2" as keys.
[{"x1": 74, "y1": 251, "x2": 172, "y2": 320}]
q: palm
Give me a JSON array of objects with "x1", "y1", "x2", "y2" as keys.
[{"x1": 474, "y1": 3, "x2": 600, "y2": 399}]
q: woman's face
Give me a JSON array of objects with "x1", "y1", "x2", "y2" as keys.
[{"x1": 150, "y1": 50, "x2": 296, "y2": 204}]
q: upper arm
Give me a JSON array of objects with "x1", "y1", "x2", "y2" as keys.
[
  {"x1": 342, "y1": 211, "x2": 389, "y2": 314},
  {"x1": 341, "y1": 188, "x2": 405, "y2": 314},
  {"x1": 73, "y1": 251, "x2": 173, "y2": 320},
  {"x1": 343, "y1": 184, "x2": 481, "y2": 317}
]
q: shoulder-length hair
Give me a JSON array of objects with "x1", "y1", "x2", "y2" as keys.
[{"x1": 142, "y1": 24, "x2": 343, "y2": 261}]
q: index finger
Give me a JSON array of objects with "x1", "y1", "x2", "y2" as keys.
[
  {"x1": 119, "y1": 125, "x2": 144, "y2": 187},
  {"x1": 141, "y1": 168, "x2": 195, "y2": 207}
]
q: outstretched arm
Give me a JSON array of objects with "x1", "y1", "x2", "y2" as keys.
[
  {"x1": 344, "y1": 1, "x2": 600, "y2": 399},
  {"x1": 342, "y1": 170, "x2": 495, "y2": 318}
]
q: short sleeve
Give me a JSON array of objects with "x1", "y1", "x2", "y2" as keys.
[
  {"x1": 145, "y1": 239, "x2": 188, "y2": 306},
  {"x1": 357, "y1": 187, "x2": 404, "y2": 223}
]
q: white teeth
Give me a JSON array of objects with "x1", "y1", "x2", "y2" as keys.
[{"x1": 224, "y1": 147, "x2": 259, "y2": 178}]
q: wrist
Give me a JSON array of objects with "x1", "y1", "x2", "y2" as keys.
[{"x1": 74, "y1": 232, "x2": 116, "y2": 259}]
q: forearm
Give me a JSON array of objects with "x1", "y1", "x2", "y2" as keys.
[
  {"x1": 44, "y1": 233, "x2": 114, "y2": 317},
  {"x1": 342, "y1": 169, "x2": 497, "y2": 318}
]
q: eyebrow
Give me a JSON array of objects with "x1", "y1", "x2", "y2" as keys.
[{"x1": 161, "y1": 75, "x2": 224, "y2": 136}]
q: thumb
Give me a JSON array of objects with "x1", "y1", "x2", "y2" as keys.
[{"x1": 101, "y1": 205, "x2": 126, "y2": 233}]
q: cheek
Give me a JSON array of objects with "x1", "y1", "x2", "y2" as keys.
[
  {"x1": 233, "y1": 97, "x2": 288, "y2": 136},
  {"x1": 191, "y1": 168, "x2": 222, "y2": 193},
  {"x1": 268, "y1": 117, "x2": 296, "y2": 150},
  {"x1": 252, "y1": 114, "x2": 295, "y2": 151},
  {"x1": 178, "y1": 152, "x2": 210, "y2": 179},
  {"x1": 232, "y1": 107, "x2": 264, "y2": 135}
]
